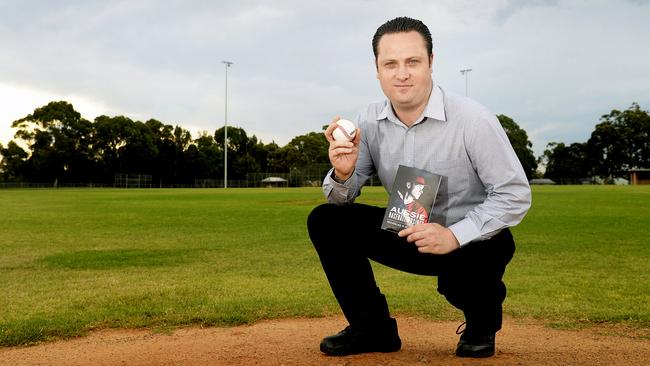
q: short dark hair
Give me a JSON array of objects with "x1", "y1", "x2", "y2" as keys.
[{"x1": 372, "y1": 17, "x2": 433, "y2": 60}]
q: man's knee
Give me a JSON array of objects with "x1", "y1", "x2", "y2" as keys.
[
  {"x1": 308, "y1": 204, "x2": 336, "y2": 233},
  {"x1": 307, "y1": 203, "x2": 345, "y2": 248}
]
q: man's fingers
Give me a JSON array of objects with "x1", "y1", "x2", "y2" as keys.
[
  {"x1": 330, "y1": 148, "x2": 354, "y2": 157},
  {"x1": 329, "y1": 139, "x2": 353, "y2": 149},
  {"x1": 414, "y1": 238, "x2": 429, "y2": 247},
  {"x1": 401, "y1": 224, "x2": 441, "y2": 246},
  {"x1": 324, "y1": 117, "x2": 342, "y2": 141},
  {"x1": 402, "y1": 230, "x2": 426, "y2": 244},
  {"x1": 417, "y1": 244, "x2": 444, "y2": 254},
  {"x1": 398, "y1": 226, "x2": 414, "y2": 238},
  {"x1": 399, "y1": 223, "x2": 458, "y2": 255},
  {"x1": 324, "y1": 123, "x2": 337, "y2": 142},
  {"x1": 352, "y1": 128, "x2": 361, "y2": 144},
  {"x1": 398, "y1": 223, "x2": 428, "y2": 238},
  {"x1": 329, "y1": 140, "x2": 355, "y2": 159}
]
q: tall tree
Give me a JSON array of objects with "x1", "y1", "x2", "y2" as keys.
[
  {"x1": 214, "y1": 126, "x2": 261, "y2": 179},
  {"x1": 170, "y1": 125, "x2": 192, "y2": 181},
  {"x1": 11, "y1": 101, "x2": 94, "y2": 183},
  {"x1": 145, "y1": 118, "x2": 175, "y2": 183},
  {"x1": 93, "y1": 115, "x2": 135, "y2": 180},
  {"x1": 588, "y1": 103, "x2": 650, "y2": 178},
  {"x1": 117, "y1": 120, "x2": 159, "y2": 174},
  {"x1": 193, "y1": 132, "x2": 222, "y2": 178},
  {"x1": 497, "y1": 114, "x2": 537, "y2": 179},
  {"x1": 0, "y1": 141, "x2": 29, "y2": 181},
  {"x1": 265, "y1": 142, "x2": 286, "y2": 173},
  {"x1": 281, "y1": 131, "x2": 329, "y2": 169},
  {"x1": 542, "y1": 142, "x2": 589, "y2": 182}
]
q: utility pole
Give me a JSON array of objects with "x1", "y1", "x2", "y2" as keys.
[
  {"x1": 222, "y1": 60, "x2": 233, "y2": 188},
  {"x1": 460, "y1": 68, "x2": 472, "y2": 96}
]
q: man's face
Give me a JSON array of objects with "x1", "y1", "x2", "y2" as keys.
[
  {"x1": 410, "y1": 183, "x2": 425, "y2": 199},
  {"x1": 376, "y1": 31, "x2": 433, "y2": 111}
]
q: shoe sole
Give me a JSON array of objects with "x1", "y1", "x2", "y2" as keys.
[
  {"x1": 455, "y1": 349, "x2": 495, "y2": 358},
  {"x1": 321, "y1": 343, "x2": 401, "y2": 356}
]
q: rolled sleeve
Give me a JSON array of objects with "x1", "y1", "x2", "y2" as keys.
[{"x1": 323, "y1": 168, "x2": 359, "y2": 205}]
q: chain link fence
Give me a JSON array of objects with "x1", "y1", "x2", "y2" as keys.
[{"x1": 1, "y1": 168, "x2": 386, "y2": 189}]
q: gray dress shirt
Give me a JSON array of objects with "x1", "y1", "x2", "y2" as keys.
[{"x1": 323, "y1": 84, "x2": 532, "y2": 246}]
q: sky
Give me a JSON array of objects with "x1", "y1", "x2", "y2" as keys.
[{"x1": 1, "y1": 0, "x2": 649, "y2": 157}]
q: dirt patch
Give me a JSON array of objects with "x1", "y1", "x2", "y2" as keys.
[{"x1": 1, "y1": 316, "x2": 648, "y2": 365}]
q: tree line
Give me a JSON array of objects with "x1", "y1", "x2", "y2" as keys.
[
  {"x1": 541, "y1": 102, "x2": 650, "y2": 182},
  {"x1": 4, "y1": 100, "x2": 646, "y2": 186},
  {"x1": 0, "y1": 101, "x2": 333, "y2": 185}
]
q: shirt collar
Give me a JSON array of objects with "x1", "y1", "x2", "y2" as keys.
[{"x1": 377, "y1": 84, "x2": 447, "y2": 125}]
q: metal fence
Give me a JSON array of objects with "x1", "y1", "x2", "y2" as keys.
[
  {"x1": 3, "y1": 176, "x2": 629, "y2": 189},
  {"x1": 0, "y1": 165, "x2": 386, "y2": 190},
  {"x1": 114, "y1": 174, "x2": 153, "y2": 188}
]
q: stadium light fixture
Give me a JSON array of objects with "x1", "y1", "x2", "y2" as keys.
[
  {"x1": 222, "y1": 60, "x2": 233, "y2": 188},
  {"x1": 460, "y1": 68, "x2": 472, "y2": 96}
]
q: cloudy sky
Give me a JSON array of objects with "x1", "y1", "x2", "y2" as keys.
[{"x1": 1, "y1": 0, "x2": 649, "y2": 157}]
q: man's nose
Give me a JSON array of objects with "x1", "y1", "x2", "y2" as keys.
[{"x1": 396, "y1": 65, "x2": 410, "y2": 80}]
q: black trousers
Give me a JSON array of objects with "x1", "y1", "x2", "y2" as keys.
[{"x1": 307, "y1": 203, "x2": 515, "y2": 337}]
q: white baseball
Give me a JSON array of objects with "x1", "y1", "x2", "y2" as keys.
[{"x1": 332, "y1": 119, "x2": 357, "y2": 142}]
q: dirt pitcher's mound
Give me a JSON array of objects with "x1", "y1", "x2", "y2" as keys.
[{"x1": 1, "y1": 316, "x2": 648, "y2": 365}]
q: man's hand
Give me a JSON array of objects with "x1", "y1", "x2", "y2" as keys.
[
  {"x1": 398, "y1": 223, "x2": 460, "y2": 255},
  {"x1": 325, "y1": 117, "x2": 361, "y2": 181}
]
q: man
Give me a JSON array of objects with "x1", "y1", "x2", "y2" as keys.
[{"x1": 307, "y1": 16, "x2": 531, "y2": 358}]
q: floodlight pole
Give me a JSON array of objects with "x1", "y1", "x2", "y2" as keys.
[
  {"x1": 460, "y1": 68, "x2": 472, "y2": 96},
  {"x1": 222, "y1": 60, "x2": 233, "y2": 188}
]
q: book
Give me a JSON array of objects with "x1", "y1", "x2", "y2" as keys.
[{"x1": 381, "y1": 165, "x2": 443, "y2": 233}]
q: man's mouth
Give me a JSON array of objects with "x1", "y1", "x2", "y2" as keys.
[{"x1": 394, "y1": 85, "x2": 412, "y2": 93}]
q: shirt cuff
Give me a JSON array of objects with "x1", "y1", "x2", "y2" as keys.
[
  {"x1": 331, "y1": 169, "x2": 356, "y2": 188},
  {"x1": 324, "y1": 168, "x2": 355, "y2": 204},
  {"x1": 331, "y1": 169, "x2": 349, "y2": 184},
  {"x1": 448, "y1": 218, "x2": 482, "y2": 247}
]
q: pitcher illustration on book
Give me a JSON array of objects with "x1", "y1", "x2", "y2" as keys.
[
  {"x1": 397, "y1": 175, "x2": 430, "y2": 225},
  {"x1": 382, "y1": 165, "x2": 442, "y2": 232}
]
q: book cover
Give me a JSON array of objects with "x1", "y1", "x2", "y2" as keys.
[{"x1": 381, "y1": 165, "x2": 443, "y2": 233}]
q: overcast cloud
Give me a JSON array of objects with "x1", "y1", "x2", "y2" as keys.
[{"x1": 1, "y1": 0, "x2": 649, "y2": 157}]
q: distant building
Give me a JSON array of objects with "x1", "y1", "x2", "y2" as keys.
[{"x1": 630, "y1": 169, "x2": 650, "y2": 185}]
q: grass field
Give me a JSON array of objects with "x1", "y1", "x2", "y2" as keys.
[{"x1": 1, "y1": 186, "x2": 649, "y2": 346}]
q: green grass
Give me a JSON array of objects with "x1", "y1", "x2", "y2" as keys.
[
  {"x1": 0, "y1": 186, "x2": 648, "y2": 346},
  {"x1": 507, "y1": 186, "x2": 650, "y2": 328}
]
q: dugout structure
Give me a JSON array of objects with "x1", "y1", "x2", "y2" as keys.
[
  {"x1": 630, "y1": 168, "x2": 650, "y2": 185},
  {"x1": 114, "y1": 174, "x2": 152, "y2": 188},
  {"x1": 260, "y1": 176, "x2": 289, "y2": 188}
]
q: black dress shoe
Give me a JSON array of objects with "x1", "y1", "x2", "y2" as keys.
[
  {"x1": 320, "y1": 318, "x2": 401, "y2": 356},
  {"x1": 455, "y1": 332, "x2": 495, "y2": 358}
]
